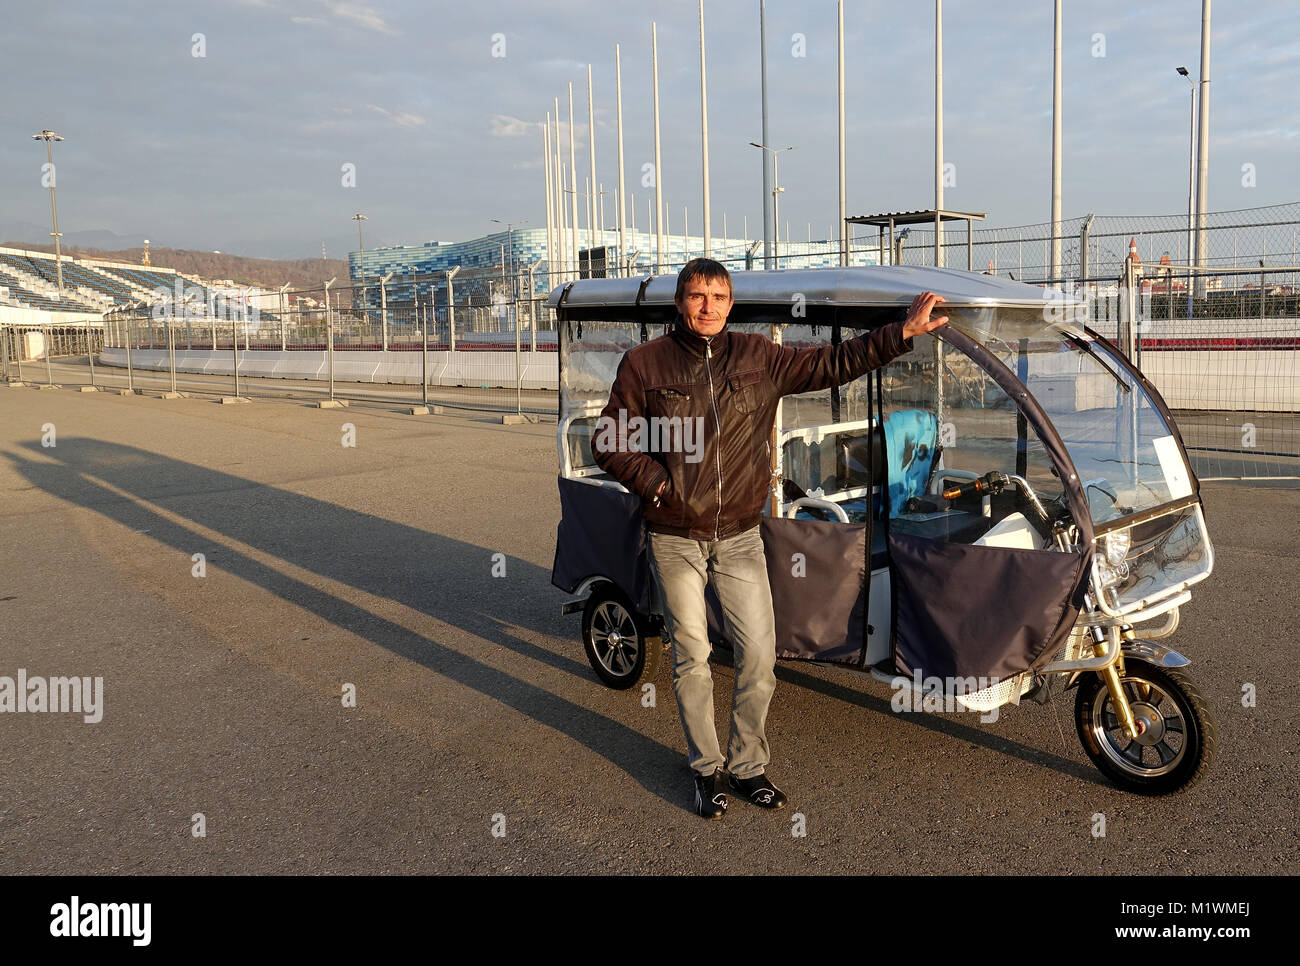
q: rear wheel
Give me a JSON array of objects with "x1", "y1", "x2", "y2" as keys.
[
  {"x1": 1074, "y1": 659, "x2": 1215, "y2": 795},
  {"x1": 581, "y1": 585, "x2": 659, "y2": 690}
]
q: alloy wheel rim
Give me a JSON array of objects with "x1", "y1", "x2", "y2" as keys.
[
  {"x1": 1091, "y1": 676, "x2": 1187, "y2": 778},
  {"x1": 592, "y1": 600, "x2": 639, "y2": 676}
]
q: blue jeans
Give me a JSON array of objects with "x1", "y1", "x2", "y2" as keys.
[{"x1": 647, "y1": 527, "x2": 777, "y2": 779}]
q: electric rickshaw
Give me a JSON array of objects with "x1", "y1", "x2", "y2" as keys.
[{"x1": 549, "y1": 266, "x2": 1215, "y2": 795}]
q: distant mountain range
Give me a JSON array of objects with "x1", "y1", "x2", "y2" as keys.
[{"x1": 2, "y1": 236, "x2": 350, "y2": 293}]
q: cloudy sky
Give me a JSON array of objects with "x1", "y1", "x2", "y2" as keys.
[{"x1": 1, "y1": 0, "x2": 1296, "y2": 260}]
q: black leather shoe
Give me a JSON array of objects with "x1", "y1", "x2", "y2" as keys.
[
  {"x1": 693, "y1": 770, "x2": 727, "y2": 820},
  {"x1": 726, "y1": 771, "x2": 787, "y2": 809}
]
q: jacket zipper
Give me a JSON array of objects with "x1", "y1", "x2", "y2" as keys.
[{"x1": 705, "y1": 339, "x2": 723, "y2": 539}]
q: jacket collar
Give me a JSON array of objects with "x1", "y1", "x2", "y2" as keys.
[{"x1": 670, "y1": 319, "x2": 729, "y2": 361}]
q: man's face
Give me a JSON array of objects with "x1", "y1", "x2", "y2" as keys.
[{"x1": 675, "y1": 275, "x2": 733, "y2": 338}]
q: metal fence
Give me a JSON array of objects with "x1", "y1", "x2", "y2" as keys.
[
  {"x1": 12, "y1": 201, "x2": 1298, "y2": 477},
  {"x1": 1, "y1": 323, "x2": 103, "y2": 386},
  {"x1": 1028, "y1": 264, "x2": 1299, "y2": 480},
  {"x1": 882, "y1": 201, "x2": 1300, "y2": 281},
  {"x1": 92, "y1": 281, "x2": 559, "y2": 416}
]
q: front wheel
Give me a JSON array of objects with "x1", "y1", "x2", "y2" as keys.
[
  {"x1": 581, "y1": 585, "x2": 659, "y2": 690},
  {"x1": 1074, "y1": 659, "x2": 1215, "y2": 795}
]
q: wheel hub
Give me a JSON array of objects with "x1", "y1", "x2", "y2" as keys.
[{"x1": 1130, "y1": 702, "x2": 1165, "y2": 745}]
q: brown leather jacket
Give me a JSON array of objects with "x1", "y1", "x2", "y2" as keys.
[{"x1": 593, "y1": 318, "x2": 912, "y2": 540}]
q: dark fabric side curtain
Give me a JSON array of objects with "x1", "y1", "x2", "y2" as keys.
[
  {"x1": 889, "y1": 531, "x2": 1089, "y2": 682},
  {"x1": 551, "y1": 476, "x2": 651, "y2": 610},
  {"x1": 762, "y1": 517, "x2": 868, "y2": 665}
]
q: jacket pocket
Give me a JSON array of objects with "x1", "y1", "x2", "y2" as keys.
[
  {"x1": 645, "y1": 385, "x2": 693, "y2": 418},
  {"x1": 728, "y1": 368, "x2": 766, "y2": 415}
]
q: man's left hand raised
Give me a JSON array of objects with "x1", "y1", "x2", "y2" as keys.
[{"x1": 902, "y1": 291, "x2": 949, "y2": 340}]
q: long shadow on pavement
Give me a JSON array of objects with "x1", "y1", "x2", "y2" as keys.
[
  {"x1": 6, "y1": 437, "x2": 686, "y2": 806},
  {"x1": 9, "y1": 436, "x2": 1104, "y2": 797}
]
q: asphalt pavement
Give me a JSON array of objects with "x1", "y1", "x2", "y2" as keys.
[{"x1": 0, "y1": 378, "x2": 1296, "y2": 874}]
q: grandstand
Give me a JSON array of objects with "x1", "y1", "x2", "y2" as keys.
[{"x1": 0, "y1": 245, "x2": 223, "y2": 318}]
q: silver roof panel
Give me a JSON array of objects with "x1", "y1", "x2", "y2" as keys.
[{"x1": 548, "y1": 265, "x2": 1080, "y2": 310}]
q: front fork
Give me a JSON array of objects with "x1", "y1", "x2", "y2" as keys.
[
  {"x1": 1057, "y1": 524, "x2": 1143, "y2": 743},
  {"x1": 1083, "y1": 593, "x2": 1144, "y2": 741}
]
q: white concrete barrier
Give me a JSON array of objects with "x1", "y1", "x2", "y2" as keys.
[{"x1": 98, "y1": 347, "x2": 560, "y2": 391}]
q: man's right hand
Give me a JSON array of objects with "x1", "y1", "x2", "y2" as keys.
[{"x1": 902, "y1": 292, "x2": 949, "y2": 340}]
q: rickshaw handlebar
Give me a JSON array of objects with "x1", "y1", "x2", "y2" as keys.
[
  {"x1": 942, "y1": 471, "x2": 1054, "y2": 526},
  {"x1": 941, "y1": 471, "x2": 1008, "y2": 502}
]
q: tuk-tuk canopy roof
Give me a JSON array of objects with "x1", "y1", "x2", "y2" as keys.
[{"x1": 549, "y1": 266, "x2": 1080, "y2": 314}]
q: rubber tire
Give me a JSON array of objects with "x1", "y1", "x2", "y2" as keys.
[
  {"x1": 1074, "y1": 659, "x2": 1216, "y2": 795},
  {"x1": 581, "y1": 585, "x2": 660, "y2": 690}
]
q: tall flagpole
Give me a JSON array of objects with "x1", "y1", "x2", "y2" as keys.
[
  {"x1": 759, "y1": 0, "x2": 772, "y2": 269},
  {"x1": 568, "y1": 82, "x2": 580, "y2": 277},
  {"x1": 838, "y1": 0, "x2": 847, "y2": 266},
  {"x1": 616, "y1": 43, "x2": 628, "y2": 277},
  {"x1": 553, "y1": 105, "x2": 567, "y2": 281},
  {"x1": 934, "y1": 0, "x2": 944, "y2": 268},
  {"x1": 699, "y1": 0, "x2": 711, "y2": 257},
  {"x1": 587, "y1": 64, "x2": 597, "y2": 256},
  {"x1": 543, "y1": 114, "x2": 554, "y2": 285},
  {"x1": 1194, "y1": 0, "x2": 1212, "y2": 297},
  {"x1": 652, "y1": 21, "x2": 665, "y2": 274},
  {"x1": 1050, "y1": 0, "x2": 1063, "y2": 280}
]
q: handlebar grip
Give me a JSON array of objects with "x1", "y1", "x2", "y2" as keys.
[{"x1": 942, "y1": 472, "x2": 1006, "y2": 501}]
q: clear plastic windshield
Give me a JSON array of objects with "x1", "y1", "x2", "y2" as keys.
[{"x1": 946, "y1": 306, "x2": 1196, "y2": 528}]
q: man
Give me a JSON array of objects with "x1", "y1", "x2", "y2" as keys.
[{"x1": 594, "y1": 258, "x2": 948, "y2": 819}]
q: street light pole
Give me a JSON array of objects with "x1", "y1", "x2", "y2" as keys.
[
  {"x1": 750, "y1": 142, "x2": 797, "y2": 269},
  {"x1": 491, "y1": 219, "x2": 527, "y2": 303},
  {"x1": 32, "y1": 130, "x2": 65, "y2": 295}
]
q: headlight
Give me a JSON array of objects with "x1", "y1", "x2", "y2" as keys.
[{"x1": 1101, "y1": 531, "x2": 1131, "y2": 567}]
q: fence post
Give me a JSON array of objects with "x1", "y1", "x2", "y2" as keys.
[
  {"x1": 527, "y1": 262, "x2": 541, "y2": 352},
  {"x1": 381, "y1": 272, "x2": 392, "y2": 351},
  {"x1": 1258, "y1": 259, "x2": 1266, "y2": 325},
  {"x1": 43, "y1": 324, "x2": 54, "y2": 387},
  {"x1": 126, "y1": 313, "x2": 136, "y2": 393},
  {"x1": 446, "y1": 266, "x2": 461, "y2": 354},
  {"x1": 87, "y1": 321, "x2": 97, "y2": 388},
  {"x1": 515, "y1": 304, "x2": 523, "y2": 416},
  {"x1": 279, "y1": 283, "x2": 289, "y2": 352},
  {"x1": 1120, "y1": 255, "x2": 1140, "y2": 363},
  {"x1": 1079, "y1": 214, "x2": 1094, "y2": 282},
  {"x1": 324, "y1": 277, "x2": 336, "y2": 402},
  {"x1": 166, "y1": 314, "x2": 178, "y2": 396},
  {"x1": 232, "y1": 313, "x2": 241, "y2": 399},
  {"x1": 421, "y1": 300, "x2": 429, "y2": 406}
]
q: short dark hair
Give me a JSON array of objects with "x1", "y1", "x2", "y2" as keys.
[{"x1": 674, "y1": 257, "x2": 732, "y2": 302}]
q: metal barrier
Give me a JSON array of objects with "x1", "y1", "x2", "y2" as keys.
[
  {"x1": 1, "y1": 323, "x2": 103, "y2": 388},
  {"x1": 93, "y1": 286, "x2": 560, "y2": 417}
]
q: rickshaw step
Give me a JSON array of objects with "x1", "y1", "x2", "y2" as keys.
[{"x1": 560, "y1": 597, "x2": 586, "y2": 615}]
